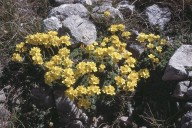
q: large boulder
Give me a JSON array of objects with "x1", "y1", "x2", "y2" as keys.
[
  {"x1": 92, "y1": 3, "x2": 123, "y2": 23},
  {"x1": 145, "y1": 4, "x2": 171, "y2": 30},
  {"x1": 42, "y1": 16, "x2": 62, "y2": 32},
  {"x1": 62, "y1": 15, "x2": 97, "y2": 45},
  {"x1": 162, "y1": 45, "x2": 192, "y2": 81},
  {"x1": 53, "y1": 87, "x2": 88, "y2": 126},
  {"x1": 49, "y1": 4, "x2": 89, "y2": 20}
]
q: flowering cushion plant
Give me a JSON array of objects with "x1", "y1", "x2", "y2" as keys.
[{"x1": 11, "y1": 24, "x2": 168, "y2": 110}]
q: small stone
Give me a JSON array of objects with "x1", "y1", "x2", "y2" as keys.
[{"x1": 119, "y1": 116, "x2": 128, "y2": 122}]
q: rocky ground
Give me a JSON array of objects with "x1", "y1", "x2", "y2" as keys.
[{"x1": 1, "y1": 0, "x2": 192, "y2": 127}]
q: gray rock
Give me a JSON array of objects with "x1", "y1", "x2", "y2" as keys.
[
  {"x1": 0, "y1": 105, "x2": 10, "y2": 127},
  {"x1": 43, "y1": 16, "x2": 62, "y2": 32},
  {"x1": 116, "y1": 0, "x2": 135, "y2": 18},
  {"x1": 62, "y1": 15, "x2": 97, "y2": 45},
  {"x1": 31, "y1": 87, "x2": 54, "y2": 108},
  {"x1": 0, "y1": 90, "x2": 6, "y2": 103},
  {"x1": 188, "y1": 121, "x2": 192, "y2": 127},
  {"x1": 162, "y1": 45, "x2": 192, "y2": 81},
  {"x1": 181, "y1": 122, "x2": 189, "y2": 128},
  {"x1": 188, "y1": 71, "x2": 192, "y2": 80},
  {"x1": 54, "y1": 87, "x2": 88, "y2": 126},
  {"x1": 74, "y1": 0, "x2": 93, "y2": 5},
  {"x1": 92, "y1": 4, "x2": 123, "y2": 23},
  {"x1": 68, "y1": 121, "x2": 83, "y2": 128},
  {"x1": 52, "y1": 0, "x2": 74, "y2": 5},
  {"x1": 186, "y1": 86, "x2": 192, "y2": 99},
  {"x1": 145, "y1": 4, "x2": 171, "y2": 30},
  {"x1": 128, "y1": 43, "x2": 144, "y2": 58},
  {"x1": 181, "y1": 111, "x2": 192, "y2": 124},
  {"x1": 49, "y1": 4, "x2": 89, "y2": 20},
  {"x1": 185, "y1": 102, "x2": 192, "y2": 111},
  {"x1": 173, "y1": 81, "x2": 190, "y2": 99},
  {"x1": 119, "y1": 116, "x2": 128, "y2": 122}
]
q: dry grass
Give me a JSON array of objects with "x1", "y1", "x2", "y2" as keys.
[{"x1": 0, "y1": 0, "x2": 50, "y2": 64}]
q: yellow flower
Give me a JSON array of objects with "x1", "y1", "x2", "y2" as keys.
[
  {"x1": 12, "y1": 53, "x2": 23, "y2": 62},
  {"x1": 77, "y1": 97, "x2": 91, "y2": 109},
  {"x1": 147, "y1": 43, "x2": 154, "y2": 49},
  {"x1": 48, "y1": 31, "x2": 58, "y2": 36},
  {"x1": 62, "y1": 57, "x2": 73, "y2": 68},
  {"x1": 65, "y1": 87, "x2": 78, "y2": 101},
  {"x1": 154, "y1": 58, "x2": 160, "y2": 63},
  {"x1": 102, "y1": 85, "x2": 116, "y2": 95},
  {"x1": 86, "y1": 44, "x2": 94, "y2": 52},
  {"x1": 148, "y1": 54, "x2": 155, "y2": 60},
  {"x1": 50, "y1": 66, "x2": 63, "y2": 79},
  {"x1": 115, "y1": 76, "x2": 125, "y2": 86},
  {"x1": 127, "y1": 71, "x2": 139, "y2": 82},
  {"x1": 76, "y1": 85, "x2": 87, "y2": 96},
  {"x1": 121, "y1": 31, "x2": 131, "y2": 39},
  {"x1": 117, "y1": 24, "x2": 125, "y2": 31},
  {"x1": 147, "y1": 33, "x2": 156, "y2": 42},
  {"x1": 62, "y1": 76, "x2": 76, "y2": 87},
  {"x1": 110, "y1": 52, "x2": 122, "y2": 63},
  {"x1": 87, "y1": 85, "x2": 101, "y2": 96},
  {"x1": 102, "y1": 37, "x2": 109, "y2": 43},
  {"x1": 94, "y1": 48, "x2": 106, "y2": 57},
  {"x1": 123, "y1": 51, "x2": 132, "y2": 59},
  {"x1": 125, "y1": 57, "x2": 136, "y2": 68},
  {"x1": 32, "y1": 55, "x2": 43, "y2": 65},
  {"x1": 120, "y1": 65, "x2": 132, "y2": 75},
  {"x1": 104, "y1": 11, "x2": 110, "y2": 18},
  {"x1": 160, "y1": 39, "x2": 167, "y2": 45},
  {"x1": 156, "y1": 46, "x2": 162, "y2": 53},
  {"x1": 99, "y1": 64, "x2": 106, "y2": 72},
  {"x1": 101, "y1": 42, "x2": 106, "y2": 47},
  {"x1": 60, "y1": 35, "x2": 71, "y2": 46},
  {"x1": 44, "y1": 61, "x2": 55, "y2": 69},
  {"x1": 29, "y1": 47, "x2": 41, "y2": 56},
  {"x1": 44, "y1": 71, "x2": 55, "y2": 85},
  {"x1": 136, "y1": 33, "x2": 148, "y2": 43},
  {"x1": 107, "y1": 46, "x2": 115, "y2": 56},
  {"x1": 62, "y1": 68, "x2": 74, "y2": 77},
  {"x1": 108, "y1": 25, "x2": 118, "y2": 33},
  {"x1": 51, "y1": 55, "x2": 62, "y2": 65},
  {"x1": 87, "y1": 62, "x2": 97, "y2": 72},
  {"x1": 89, "y1": 75, "x2": 99, "y2": 85},
  {"x1": 15, "y1": 42, "x2": 26, "y2": 52},
  {"x1": 139, "y1": 69, "x2": 150, "y2": 79},
  {"x1": 58, "y1": 48, "x2": 70, "y2": 58}
]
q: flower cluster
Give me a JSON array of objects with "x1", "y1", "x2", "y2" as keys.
[
  {"x1": 11, "y1": 24, "x2": 167, "y2": 110},
  {"x1": 136, "y1": 32, "x2": 167, "y2": 66}
]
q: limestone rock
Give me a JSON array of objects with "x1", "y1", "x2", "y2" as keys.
[
  {"x1": 92, "y1": 3, "x2": 123, "y2": 23},
  {"x1": 116, "y1": 0, "x2": 135, "y2": 18},
  {"x1": 173, "y1": 81, "x2": 190, "y2": 99},
  {"x1": 62, "y1": 15, "x2": 97, "y2": 45},
  {"x1": 49, "y1": 4, "x2": 89, "y2": 20},
  {"x1": 145, "y1": 4, "x2": 171, "y2": 30},
  {"x1": 162, "y1": 45, "x2": 192, "y2": 81}
]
